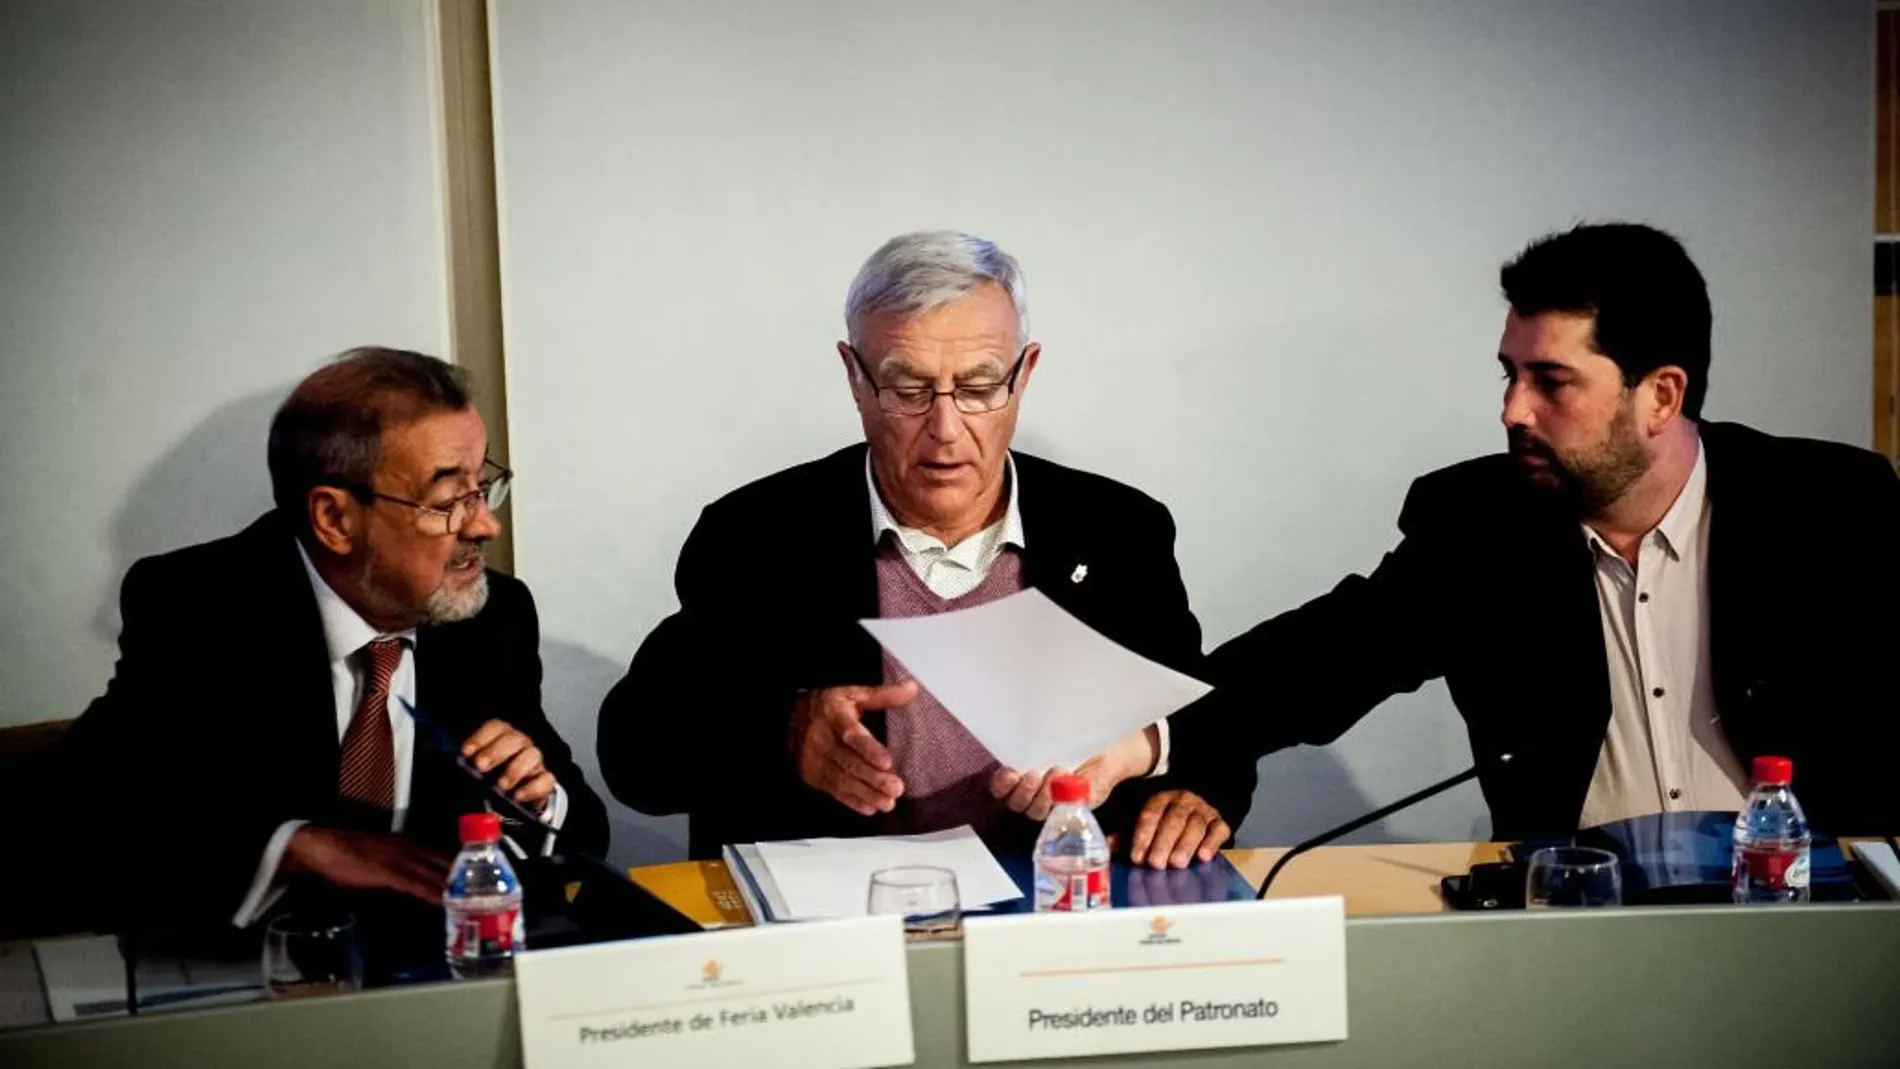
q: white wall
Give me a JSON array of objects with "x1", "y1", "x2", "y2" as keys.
[
  {"x1": 492, "y1": 0, "x2": 1872, "y2": 866},
  {"x1": 0, "y1": 1, "x2": 449, "y2": 727}
]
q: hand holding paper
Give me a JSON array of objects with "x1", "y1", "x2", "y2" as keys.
[
  {"x1": 990, "y1": 731, "x2": 1229, "y2": 869},
  {"x1": 988, "y1": 724, "x2": 1160, "y2": 819}
]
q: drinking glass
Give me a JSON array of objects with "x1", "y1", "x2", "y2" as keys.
[
  {"x1": 1525, "y1": 846, "x2": 1623, "y2": 909},
  {"x1": 263, "y1": 912, "x2": 364, "y2": 998},
  {"x1": 867, "y1": 866, "x2": 962, "y2": 938}
]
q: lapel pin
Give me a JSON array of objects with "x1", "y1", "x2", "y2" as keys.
[{"x1": 1070, "y1": 563, "x2": 1088, "y2": 584}]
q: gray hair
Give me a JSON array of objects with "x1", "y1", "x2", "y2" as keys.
[{"x1": 844, "y1": 230, "x2": 1030, "y2": 351}]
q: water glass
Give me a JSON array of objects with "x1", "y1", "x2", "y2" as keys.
[
  {"x1": 1525, "y1": 846, "x2": 1623, "y2": 909},
  {"x1": 263, "y1": 912, "x2": 363, "y2": 999},
  {"x1": 867, "y1": 866, "x2": 961, "y2": 938}
]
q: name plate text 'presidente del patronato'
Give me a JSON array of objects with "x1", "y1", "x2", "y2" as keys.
[{"x1": 962, "y1": 897, "x2": 1347, "y2": 1062}]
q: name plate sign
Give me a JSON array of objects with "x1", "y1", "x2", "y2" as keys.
[
  {"x1": 962, "y1": 897, "x2": 1347, "y2": 1063},
  {"x1": 514, "y1": 915, "x2": 914, "y2": 1069}
]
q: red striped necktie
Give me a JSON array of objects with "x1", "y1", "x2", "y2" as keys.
[{"x1": 337, "y1": 637, "x2": 405, "y2": 814}]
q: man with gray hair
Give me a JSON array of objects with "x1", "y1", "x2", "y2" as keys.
[{"x1": 599, "y1": 231, "x2": 1253, "y2": 868}]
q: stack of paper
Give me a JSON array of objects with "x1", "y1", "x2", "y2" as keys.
[
  {"x1": 1850, "y1": 841, "x2": 1900, "y2": 900},
  {"x1": 725, "y1": 826, "x2": 1022, "y2": 922},
  {"x1": 34, "y1": 935, "x2": 262, "y2": 1021}
]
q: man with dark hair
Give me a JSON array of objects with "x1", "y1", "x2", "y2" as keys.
[
  {"x1": 1064, "y1": 223, "x2": 1899, "y2": 848},
  {"x1": 56, "y1": 347, "x2": 607, "y2": 932}
]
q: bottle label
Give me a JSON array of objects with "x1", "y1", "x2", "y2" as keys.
[
  {"x1": 1041, "y1": 867, "x2": 1110, "y2": 912},
  {"x1": 450, "y1": 905, "x2": 522, "y2": 959},
  {"x1": 1740, "y1": 846, "x2": 1810, "y2": 891},
  {"x1": 1785, "y1": 852, "x2": 1811, "y2": 890}
]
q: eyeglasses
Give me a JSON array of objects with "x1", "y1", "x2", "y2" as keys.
[
  {"x1": 846, "y1": 346, "x2": 1028, "y2": 416},
  {"x1": 353, "y1": 459, "x2": 512, "y2": 536}
]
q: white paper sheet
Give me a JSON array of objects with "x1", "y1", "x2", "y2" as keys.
[
  {"x1": 34, "y1": 935, "x2": 262, "y2": 1021},
  {"x1": 859, "y1": 588, "x2": 1212, "y2": 771},
  {"x1": 1850, "y1": 841, "x2": 1900, "y2": 900},
  {"x1": 754, "y1": 826, "x2": 1022, "y2": 920}
]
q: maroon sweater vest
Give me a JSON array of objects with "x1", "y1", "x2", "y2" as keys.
[{"x1": 875, "y1": 537, "x2": 1025, "y2": 840}]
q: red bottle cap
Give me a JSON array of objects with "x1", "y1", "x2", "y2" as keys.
[
  {"x1": 1751, "y1": 755, "x2": 1793, "y2": 786},
  {"x1": 459, "y1": 812, "x2": 502, "y2": 844},
  {"x1": 1049, "y1": 774, "x2": 1089, "y2": 805}
]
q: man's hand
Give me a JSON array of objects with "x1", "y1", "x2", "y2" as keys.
[
  {"x1": 990, "y1": 724, "x2": 1162, "y2": 821},
  {"x1": 790, "y1": 682, "x2": 918, "y2": 816},
  {"x1": 462, "y1": 719, "x2": 558, "y2": 809},
  {"x1": 1129, "y1": 789, "x2": 1231, "y2": 869},
  {"x1": 282, "y1": 826, "x2": 451, "y2": 906}
]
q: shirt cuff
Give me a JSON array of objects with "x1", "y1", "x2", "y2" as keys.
[
  {"x1": 540, "y1": 782, "x2": 569, "y2": 857},
  {"x1": 231, "y1": 819, "x2": 308, "y2": 928},
  {"x1": 1149, "y1": 718, "x2": 1172, "y2": 778},
  {"x1": 499, "y1": 783, "x2": 569, "y2": 859}
]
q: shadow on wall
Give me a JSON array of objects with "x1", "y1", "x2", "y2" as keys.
[
  {"x1": 1235, "y1": 746, "x2": 1384, "y2": 847},
  {"x1": 1234, "y1": 744, "x2": 1493, "y2": 847},
  {"x1": 92, "y1": 386, "x2": 291, "y2": 642},
  {"x1": 539, "y1": 639, "x2": 689, "y2": 870}
]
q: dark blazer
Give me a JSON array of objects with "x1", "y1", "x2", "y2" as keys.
[
  {"x1": 1170, "y1": 421, "x2": 1900, "y2": 840},
  {"x1": 598, "y1": 444, "x2": 1254, "y2": 858},
  {"x1": 52, "y1": 511, "x2": 609, "y2": 930}
]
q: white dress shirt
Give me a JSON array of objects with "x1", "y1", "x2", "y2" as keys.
[
  {"x1": 231, "y1": 543, "x2": 566, "y2": 927},
  {"x1": 864, "y1": 453, "x2": 1172, "y2": 775},
  {"x1": 1577, "y1": 442, "x2": 1748, "y2": 828}
]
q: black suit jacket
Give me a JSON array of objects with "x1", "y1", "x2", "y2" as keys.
[
  {"x1": 52, "y1": 511, "x2": 609, "y2": 930},
  {"x1": 598, "y1": 444, "x2": 1254, "y2": 858},
  {"x1": 1171, "y1": 421, "x2": 1900, "y2": 840}
]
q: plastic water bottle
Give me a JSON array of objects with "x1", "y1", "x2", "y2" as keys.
[
  {"x1": 445, "y1": 813, "x2": 525, "y2": 977},
  {"x1": 1034, "y1": 774, "x2": 1111, "y2": 913},
  {"x1": 1731, "y1": 755, "x2": 1811, "y2": 905}
]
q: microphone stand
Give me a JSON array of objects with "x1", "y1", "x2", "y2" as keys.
[
  {"x1": 1255, "y1": 764, "x2": 1487, "y2": 900},
  {"x1": 119, "y1": 930, "x2": 138, "y2": 1017}
]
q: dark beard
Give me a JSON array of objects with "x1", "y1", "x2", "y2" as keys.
[{"x1": 1508, "y1": 404, "x2": 1650, "y2": 515}]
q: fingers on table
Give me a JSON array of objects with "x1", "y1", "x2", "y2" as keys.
[
  {"x1": 1129, "y1": 795, "x2": 1170, "y2": 866},
  {"x1": 1127, "y1": 788, "x2": 1233, "y2": 870}
]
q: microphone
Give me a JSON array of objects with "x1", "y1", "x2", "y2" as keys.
[
  {"x1": 1254, "y1": 749, "x2": 1522, "y2": 900},
  {"x1": 398, "y1": 699, "x2": 698, "y2": 939}
]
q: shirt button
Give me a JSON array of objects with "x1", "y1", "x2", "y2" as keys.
[
  {"x1": 1668, "y1": 788, "x2": 1682, "y2": 801},
  {"x1": 1638, "y1": 592, "x2": 1649, "y2": 603},
  {"x1": 1652, "y1": 687, "x2": 1665, "y2": 699}
]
